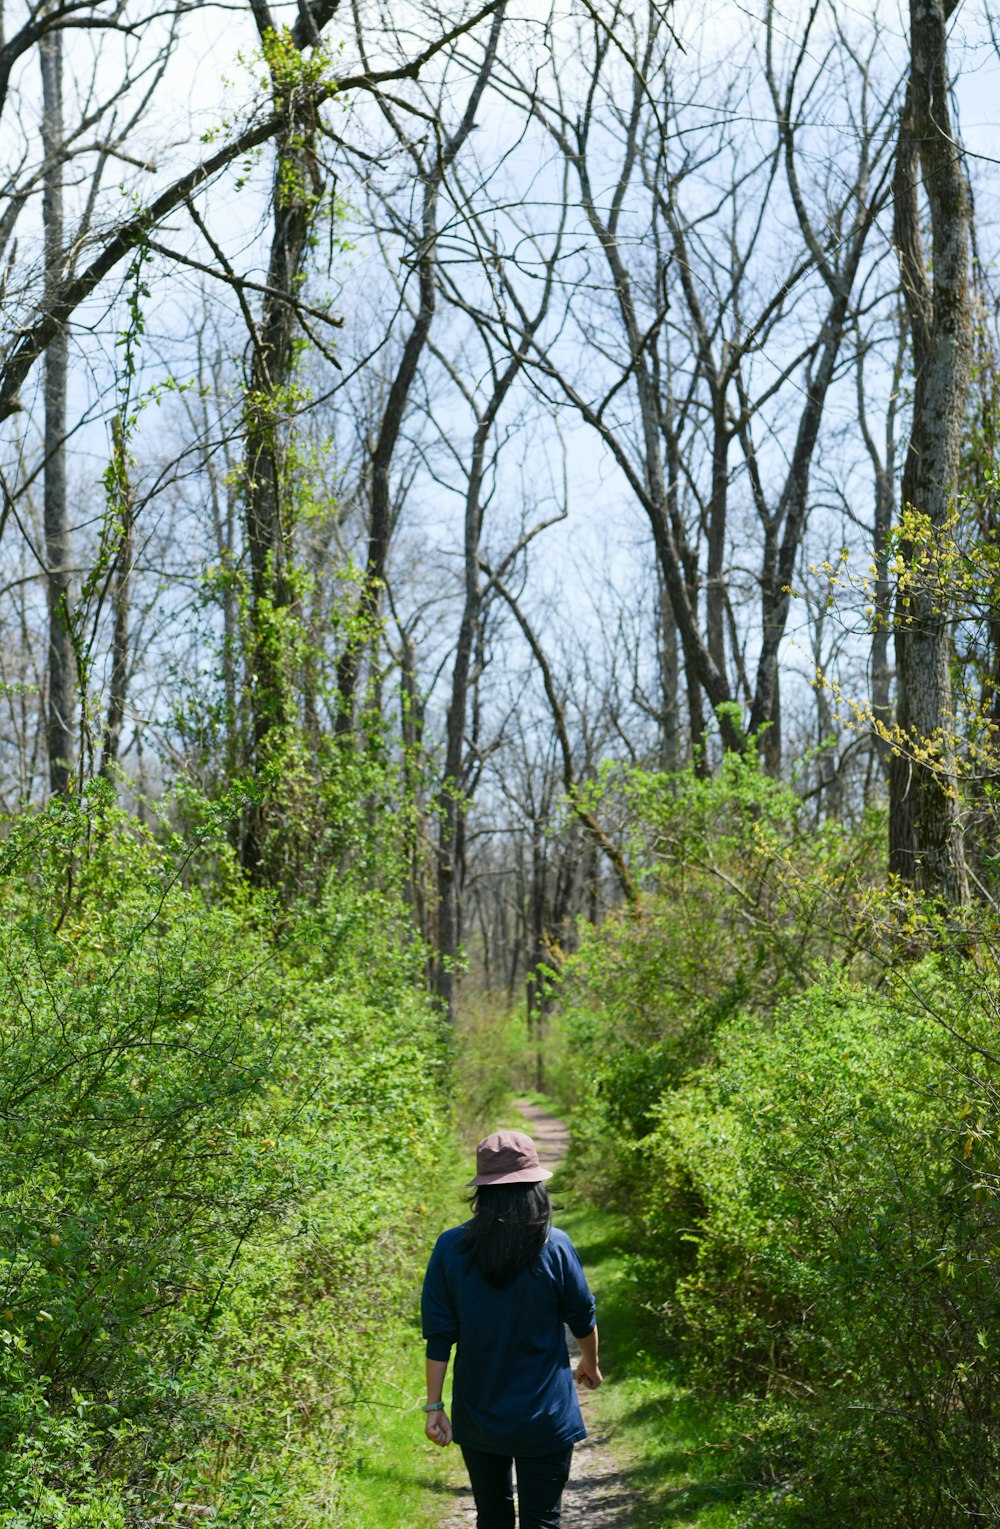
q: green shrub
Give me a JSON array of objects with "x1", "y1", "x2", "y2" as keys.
[
  {"x1": 552, "y1": 756, "x2": 881, "y2": 1191},
  {"x1": 453, "y1": 994, "x2": 535, "y2": 1133},
  {"x1": 638, "y1": 977, "x2": 1000, "y2": 1526},
  {"x1": 0, "y1": 787, "x2": 448, "y2": 1524},
  {"x1": 551, "y1": 759, "x2": 1000, "y2": 1523}
]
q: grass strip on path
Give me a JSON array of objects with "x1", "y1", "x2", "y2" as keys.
[
  {"x1": 557, "y1": 1198, "x2": 750, "y2": 1528},
  {"x1": 333, "y1": 1140, "x2": 471, "y2": 1528},
  {"x1": 505, "y1": 1095, "x2": 750, "y2": 1527},
  {"x1": 333, "y1": 1325, "x2": 463, "y2": 1529}
]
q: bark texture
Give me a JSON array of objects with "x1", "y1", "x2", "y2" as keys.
[
  {"x1": 240, "y1": 2, "x2": 327, "y2": 877},
  {"x1": 889, "y1": 0, "x2": 970, "y2": 902},
  {"x1": 40, "y1": 18, "x2": 75, "y2": 797}
]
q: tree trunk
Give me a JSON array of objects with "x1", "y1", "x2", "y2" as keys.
[
  {"x1": 756, "y1": 513, "x2": 782, "y2": 773},
  {"x1": 706, "y1": 397, "x2": 729, "y2": 678},
  {"x1": 657, "y1": 574, "x2": 681, "y2": 772},
  {"x1": 240, "y1": 20, "x2": 323, "y2": 878},
  {"x1": 812, "y1": 604, "x2": 842, "y2": 820},
  {"x1": 40, "y1": 20, "x2": 75, "y2": 797},
  {"x1": 857, "y1": 316, "x2": 904, "y2": 792},
  {"x1": 98, "y1": 415, "x2": 134, "y2": 779},
  {"x1": 889, "y1": 0, "x2": 970, "y2": 903},
  {"x1": 435, "y1": 551, "x2": 476, "y2": 1019},
  {"x1": 400, "y1": 629, "x2": 430, "y2": 950},
  {"x1": 747, "y1": 285, "x2": 854, "y2": 773},
  {"x1": 663, "y1": 421, "x2": 709, "y2": 767},
  {"x1": 870, "y1": 456, "x2": 895, "y2": 776},
  {"x1": 525, "y1": 815, "x2": 548, "y2": 1085}
]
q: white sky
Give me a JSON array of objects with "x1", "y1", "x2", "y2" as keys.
[{"x1": 5, "y1": 0, "x2": 1000, "y2": 785}]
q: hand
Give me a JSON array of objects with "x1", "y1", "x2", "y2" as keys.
[
  {"x1": 575, "y1": 1357, "x2": 603, "y2": 1391},
  {"x1": 425, "y1": 1409, "x2": 453, "y2": 1447}
]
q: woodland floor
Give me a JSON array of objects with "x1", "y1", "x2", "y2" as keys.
[{"x1": 436, "y1": 1100, "x2": 642, "y2": 1528}]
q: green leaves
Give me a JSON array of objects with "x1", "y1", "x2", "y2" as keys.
[
  {"x1": 0, "y1": 789, "x2": 447, "y2": 1523},
  {"x1": 552, "y1": 755, "x2": 1000, "y2": 1523},
  {"x1": 613, "y1": 979, "x2": 1000, "y2": 1524}
]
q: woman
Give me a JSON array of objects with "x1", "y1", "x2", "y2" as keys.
[{"x1": 420, "y1": 1129, "x2": 601, "y2": 1529}]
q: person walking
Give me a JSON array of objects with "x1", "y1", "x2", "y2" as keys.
[{"x1": 420, "y1": 1128, "x2": 602, "y2": 1528}]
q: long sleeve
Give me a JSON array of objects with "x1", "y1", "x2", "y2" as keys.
[
  {"x1": 421, "y1": 1234, "x2": 459, "y2": 1361},
  {"x1": 557, "y1": 1237, "x2": 596, "y2": 1339}
]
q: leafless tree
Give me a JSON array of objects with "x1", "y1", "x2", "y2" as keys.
[
  {"x1": 856, "y1": 307, "x2": 906, "y2": 785},
  {"x1": 483, "y1": 0, "x2": 896, "y2": 774},
  {"x1": 332, "y1": 3, "x2": 507, "y2": 737},
  {"x1": 0, "y1": 2, "x2": 506, "y2": 423},
  {"x1": 38, "y1": 10, "x2": 74, "y2": 793},
  {"x1": 97, "y1": 414, "x2": 134, "y2": 777}
]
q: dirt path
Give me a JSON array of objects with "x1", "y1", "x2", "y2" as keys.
[
  {"x1": 511, "y1": 1099, "x2": 570, "y2": 1174},
  {"x1": 437, "y1": 1100, "x2": 637, "y2": 1528}
]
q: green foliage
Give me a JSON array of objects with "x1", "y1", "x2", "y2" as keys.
[
  {"x1": 258, "y1": 23, "x2": 336, "y2": 99},
  {"x1": 553, "y1": 1201, "x2": 746, "y2": 1527},
  {"x1": 0, "y1": 785, "x2": 448, "y2": 1524},
  {"x1": 453, "y1": 996, "x2": 536, "y2": 1133},
  {"x1": 553, "y1": 754, "x2": 881, "y2": 1170},
  {"x1": 638, "y1": 977, "x2": 1000, "y2": 1525},
  {"x1": 552, "y1": 755, "x2": 1000, "y2": 1524}
]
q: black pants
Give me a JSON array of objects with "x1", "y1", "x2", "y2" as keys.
[{"x1": 460, "y1": 1443, "x2": 573, "y2": 1529}]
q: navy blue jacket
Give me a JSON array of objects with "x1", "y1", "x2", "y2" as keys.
[{"x1": 421, "y1": 1223, "x2": 596, "y2": 1456}]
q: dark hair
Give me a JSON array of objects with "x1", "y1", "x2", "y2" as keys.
[{"x1": 460, "y1": 1181, "x2": 553, "y2": 1289}]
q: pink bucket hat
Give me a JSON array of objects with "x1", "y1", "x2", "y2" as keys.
[{"x1": 469, "y1": 1129, "x2": 553, "y2": 1186}]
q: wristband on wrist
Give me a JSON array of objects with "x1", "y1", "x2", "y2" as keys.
[{"x1": 422, "y1": 1401, "x2": 445, "y2": 1413}]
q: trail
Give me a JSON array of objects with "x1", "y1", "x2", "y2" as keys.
[{"x1": 437, "y1": 1099, "x2": 639, "y2": 1528}]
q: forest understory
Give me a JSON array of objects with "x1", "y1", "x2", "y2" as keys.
[{"x1": 4, "y1": 0, "x2": 1000, "y2": 1524}]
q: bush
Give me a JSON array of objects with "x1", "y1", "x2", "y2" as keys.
[
  {"x1": 0, "y1": 786, "x2": 448, "y2": 1525},
  {"x1": 453, "y1": 994, "x2": 536, "y2": 1134},
  {"x1": 552, "y1": 759, "x2": 1000, "y2": 1524},
  {"x1": 633, "y1": 978, "x2": 1000, "y2": 1525},
  {"x1": 552, "y1": 755, "x2": 881, "y2": 1191}
]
